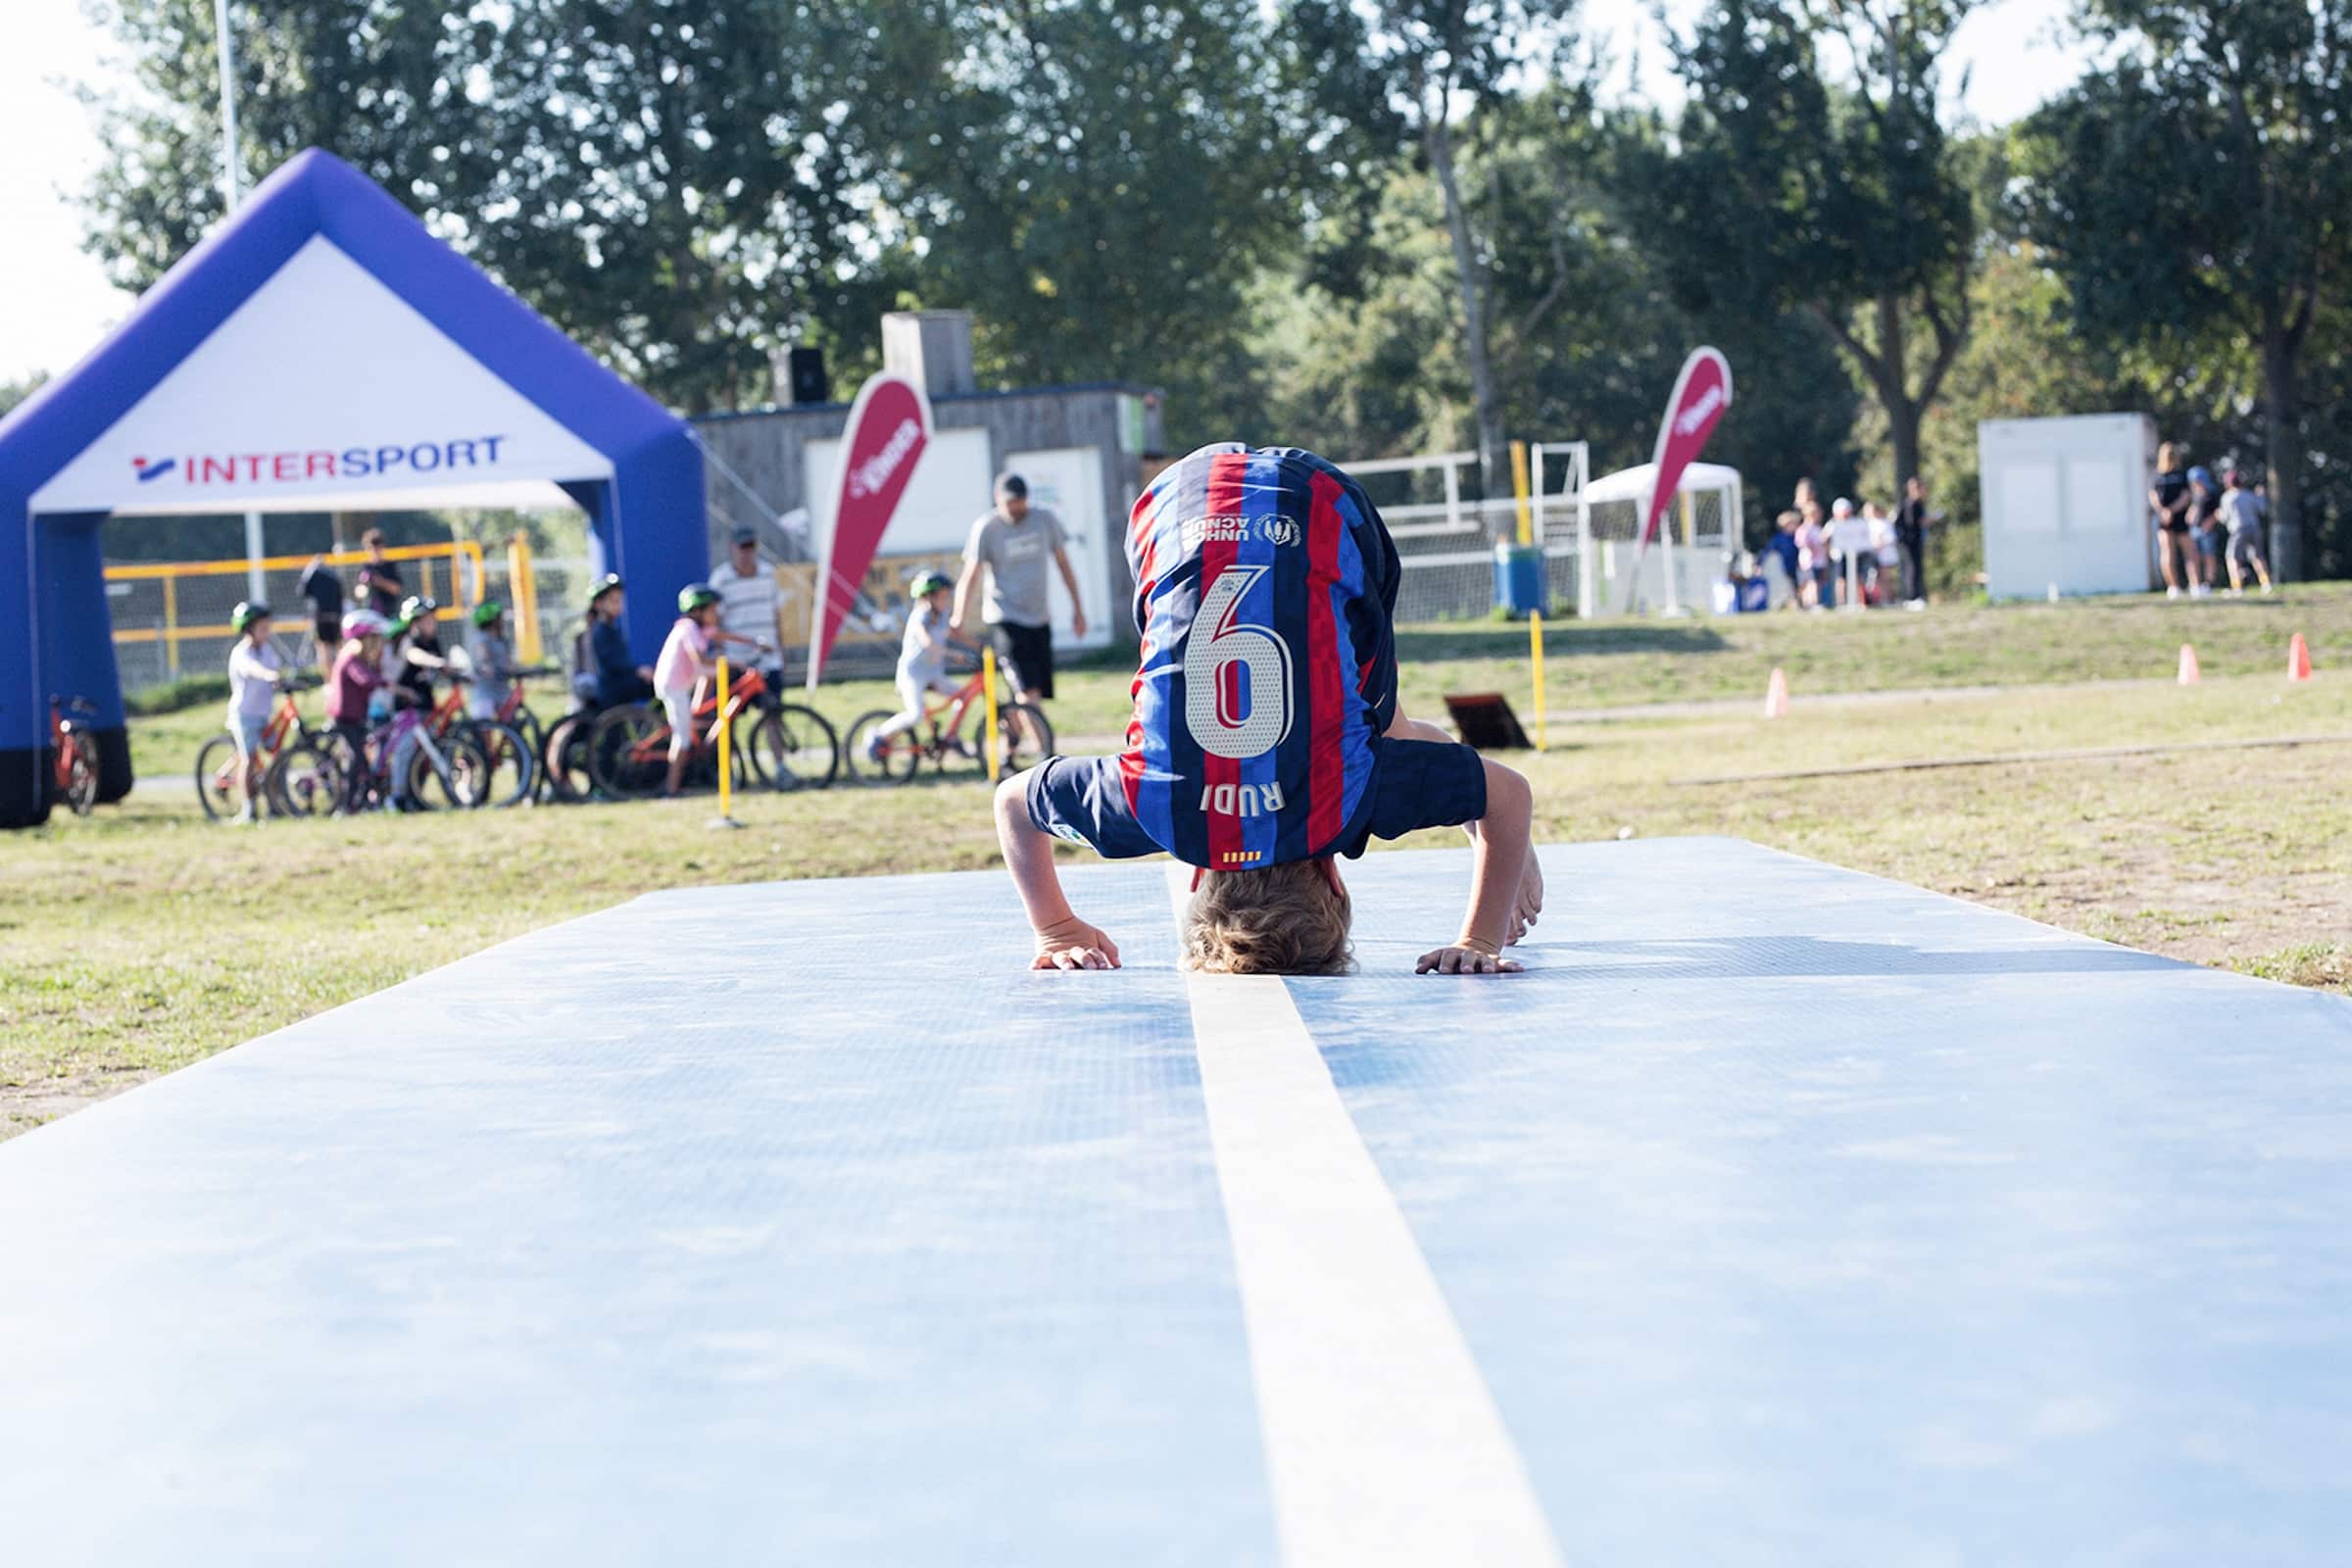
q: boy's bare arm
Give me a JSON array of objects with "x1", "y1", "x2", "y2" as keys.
[
  {"x1": 1418, "y1": 758, "x2": 1534, "y2": 974},
  {"x1": 993, "y1": 772, "x2": 1122, "y2": 971},
  {"x1": 1387, "y1": 705, "x2": 1544, "y2": 945}
]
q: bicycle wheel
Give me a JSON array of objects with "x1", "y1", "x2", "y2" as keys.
[
  {"x1": 193, "y1": 733, "x2": 242, "y2": 821},
  {"x1": 409, "y1": 731, "x2": 491, "y2": 809},
  {"x1": 269, "y1": 737, "x2": 342, "y2": 817},
  {"x1": 464, "y1": 719, "x2": 536, "y2": 808},
  {"x1": 843, "y1": 710, "x2": 922, "y2": 784},
  {"x1": 749, "y1": 704, "x2": 840, "y2": 791},
  {"x1": 541, "y1": 712, "x2": 593, "y2": 803},
  {"x1": 997, "y1": 702, "x2": 1054, "y2": 775},
  {"x1": 64, "y1": 730, "x2": 99, "y2": 815},
  {"x1": 510, "y1": 707, "x2": 549, "y2": 801},
  {"x1": 586, "y1": 703, "x2": 668, "y2": 800}
]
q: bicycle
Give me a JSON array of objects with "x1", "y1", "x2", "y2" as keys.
[
  {"x1": 194, "y1": 673, "x2": 338, "y2": 821},
  {"x1": 843, "y1": 656, "x2": 1054, "y2": 784},
  {"x1": 50, "y1": 696, "x2": 100, "y2": 816},
  {"x1": 323, "y1": 686, "x2": 491, "y2": 812},
  {"x1": 421, "y1": 670, "x2": 535, "y2": 809},
  {"x1": 584, "y1": 665, "x2": 839, "y2": 800}
]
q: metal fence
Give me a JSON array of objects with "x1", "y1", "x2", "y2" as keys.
[
  {"x1": 1341, "y1": 443, "x2": 1591, "y2": 623},
  {"x1": 106, "y1": 541, "x2": 489, "y2": 691}
]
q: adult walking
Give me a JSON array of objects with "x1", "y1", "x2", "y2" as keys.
[
  {"x1": 708, "y1": 524, "x2": 787, "y2": 695},
  {"x1": 2149, "y1": 442, "x2": 2195, "y2": 599},
  {"x1": 953, "y1": 472, "x2": 1087, "y2": 713},
  {"x1": 355, "y1": 528, "x2": 405, "y2": 620},
  {"x1": 296, "y1": 553, "x2": 344, "y2": 679},
  {"x1": 1895, "y1": 475, "x2": 1933, "y2": 611}
]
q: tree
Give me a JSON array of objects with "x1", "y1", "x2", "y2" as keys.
[
  {"x1": 2010, "y1": 0, "x2": 2352, "y2": 579},
  {"x1": 1286, "y1": 0, "x2": 1581, "y2": 504},
  {"x1": 880, "y1": 0, "x2": 1323, "y2": 446},
  {"x1": 76, "y1": 1, "x2": 901, "y2": 410},
  {"x1": 0, "y1": 374, "x2": 47, "y2": 421},
  {"x1": 1628, "y1": 0, "x2": 1978, "y2": 498}
]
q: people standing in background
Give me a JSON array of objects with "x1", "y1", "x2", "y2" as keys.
[
  {"x1": 953, "y1": 472, "x2": 1088, "y2": 722},
  {"x1": 1863, "y1": 500, "x2": 1898, "y2": 604},
  {"x1": 1896, "y1": 476, "x2": 1934, "y2": 611},
  {"x1": 2149, "y1": 442, "x2": 2195, "y2": 599},
  {"x1": 356, "y1": 528, "x2": 405, "y2": 619},
  {"x1": 2185, "y1": 467, "x2": 2224, "y2": 598},
  {"x1": 1763, "y1": 511, "x2": 1802, "y2": 609},
  {"x1": 465, "y1": 601, "x2": 519, "y2": 720},
  {"x1": 1794, "y1": 501, "x2": 1830, "y2": 610},
  {"x1": 296, "y1": 554, "x2": 343, "y2": 680},
  {"x1": 2220, "y1": 470, "x2": 2275, "y2": 596},
  {"x1": 708, "y1": 524, "x2": 788, "y2": 698},
  {"x1": 1828, "y1": 497, "x2": 1869, "y2": 609}
]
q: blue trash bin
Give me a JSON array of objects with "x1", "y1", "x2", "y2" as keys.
[{"x1": 1493, "y1": 542, "x2": 1544, "y2": 615}]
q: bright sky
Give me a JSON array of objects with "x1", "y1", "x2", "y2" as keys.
[{"x1": 0, "y1": 0, "x2": 2095, "y2": 387}]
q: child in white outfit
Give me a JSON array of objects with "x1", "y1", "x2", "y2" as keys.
[{"x1": 867, "y1": 572, "x2": 962, "y2": 760}]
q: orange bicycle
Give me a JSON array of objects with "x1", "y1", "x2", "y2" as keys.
[
  {"x1": 194, "y1": 673, "x2": 337, "y2": 819},
  {"x1": 844, "y1": 658, "x2": 1054, "y2": 784},
  {"x1": 583, "y1": 665, "x2": 840, "y2": 800},
  {"x1": 50, "y1": 696, "x2": 100, "y2": 816}
]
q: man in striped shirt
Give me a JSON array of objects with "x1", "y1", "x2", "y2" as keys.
[{"x1": 996, "y1": 444, "x2": 1539, "y2": 975}]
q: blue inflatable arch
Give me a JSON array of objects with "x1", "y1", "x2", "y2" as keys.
[{"x1": 0, "y1": 148, "x2": 707, "y2": 827}]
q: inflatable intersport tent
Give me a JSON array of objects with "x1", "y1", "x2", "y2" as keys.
[{"x1": 0, "y1": 148, "x2": 707, "y2": 828}]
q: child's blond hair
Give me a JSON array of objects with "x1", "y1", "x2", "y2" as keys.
[{"x1": 1182, "y1": 860, "x2": 1354, "y2": 975}]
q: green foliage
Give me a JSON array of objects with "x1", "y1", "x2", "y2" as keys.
[
  {"x1": 2010, "y1": 0, "x2": 2352, "y2": 575},
  {"x1": 1, "y1": 372, "x2": 50, "y2": 419},
  {"x1": 881, "y1": 0, "x2": 1322, "y2": 448}
]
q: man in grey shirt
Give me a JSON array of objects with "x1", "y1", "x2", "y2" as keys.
[{"x1": 952, "y1": 471, "x2": 1087, "y2": 703}]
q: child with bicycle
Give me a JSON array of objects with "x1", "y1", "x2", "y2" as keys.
[
  {"x1": 225, "y1": 599, "x2": 286, "y2": 826},
  {"x1": 465, "y1": 600, "x2": 519, "y2": 720},
  {"x1": 656, "y1": 583, "x2": 724, "y2": 798},
  {"x1": 995, "y1": 444, "x2": 1542, "y2": 977},
  {"x1": 325, "y1": 610, "x2": 392, "y2": 810},
  {"x1": 864, "y1": 570, "x2": 962, "y2": 764}
]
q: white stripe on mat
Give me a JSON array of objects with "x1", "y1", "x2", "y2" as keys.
[{"x1": 1164, "y1": 865, "x2": 1565, "y2": 1568}]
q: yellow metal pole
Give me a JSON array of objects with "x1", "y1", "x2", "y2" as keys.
[
  {"x1": 710, "y1": 658, "x2": 729, "y2": 822},
  {"x1": 1529, "y1": 609, "x2": 1546, "y2": 752},
  {"x1": 1682, "y1": 489, "x2": 1696, "y2": 550},
  {"x1": 163, "y1": 577, "x2": 181, "y2": 680},
  {"x1": 983, "y1": 645, "x2": 1002, "y2": 785},
  {"x1": 714, "y1": 658, "x2": 733, "y2": 817},
  {"x1": 1511, "y1": 440, "x2": 1533, "y2": 548}
]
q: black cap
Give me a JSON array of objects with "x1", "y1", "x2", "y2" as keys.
[
  {"x1": 995, "y1": 472, "x2": 1027, "y2": 500},
  {"x1": 729, "y1": 524, "x2": 758, "y2": 546}
]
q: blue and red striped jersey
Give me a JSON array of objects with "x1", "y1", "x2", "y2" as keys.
[{"x1": 1024, "y1": 444, "x2": 1485, "y2": 870}]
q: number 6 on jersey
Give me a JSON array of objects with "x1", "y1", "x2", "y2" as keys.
[{"x1": 1183, "y1": 565, "x2": 1294, "y2": 760}]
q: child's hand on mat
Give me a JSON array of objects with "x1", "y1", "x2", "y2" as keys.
[
  {"x1": 1415, "y1": 940, "x2": 1522, "y2": 976},
  {"x1": 1033, "y1": 917, "x2": 1122, "y2": 971}
]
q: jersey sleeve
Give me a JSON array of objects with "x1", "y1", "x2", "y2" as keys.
[
  {"x1": 1025, "y1": 755, "x2": 1160, "y2": 860},
  {"x1": 1362, "y1": 739, "x2": 1489, "y2": 844}
]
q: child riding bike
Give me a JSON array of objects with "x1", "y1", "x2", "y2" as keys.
[
  {"x1": 863, "y1": 570, "x2": 962, "y2": 765},
  {"x1": 656, "y1": 584, "x2": 724, "y2": 799}
]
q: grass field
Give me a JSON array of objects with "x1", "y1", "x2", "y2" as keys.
[{"x1": 7, "y1": 586, "x2": 2349, "y2": 1139}]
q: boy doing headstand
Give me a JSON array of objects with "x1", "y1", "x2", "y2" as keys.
[{"x1": 995, "y1": 444, "x2": 1540, "y2": 975}]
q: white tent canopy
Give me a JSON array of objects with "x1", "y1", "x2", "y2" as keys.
[{"x1": 1581, "y1": 460, "x2": 1743, "y2": 507}]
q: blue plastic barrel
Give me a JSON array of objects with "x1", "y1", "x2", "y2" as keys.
[{"x1": 1493, "y1": 542, "x2": 1545, "y2": 615}]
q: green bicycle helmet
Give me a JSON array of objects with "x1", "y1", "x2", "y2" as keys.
[
  {"x1": 587, "y1": 572, "x2": 623, "y2": 609},
  {"x1": 678, "y1": 582, "x2": 720, "y2": 613},
  {"x1": 399, "y1": 595, "x2": 439, "y2": 624},
  {"x1": 471, "y1": 599, "x2": 506, "y2": 628},
  {"x1": 230, "y1": 600, "x2": 272, "y2": 631},
  {"x1": 910, "y1": 569, "x2": 953, "y2": 598}
]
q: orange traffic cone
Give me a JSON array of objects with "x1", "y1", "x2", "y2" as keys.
[
  {"x1": 2178, "y1": 643, "x2": 2201, "y2": 686},
  {"x1": 1763, "y1": 666, "x2": 1790, "y2": 718},
  {"x1": 2288, "y1": 632, "x2": 2314, "y2": 683}
]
